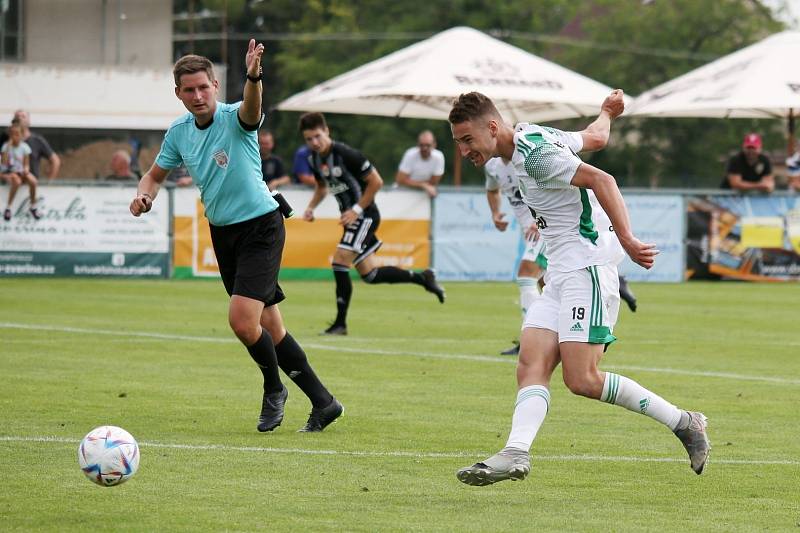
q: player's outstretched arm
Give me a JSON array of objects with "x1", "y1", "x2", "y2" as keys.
[
  {"x1": 238, "y1": 38, "x2": 264, "y2": 127},
  {"x1": 571, "y1": 163, "x2": 658, "y2": 270},
  {"x1": 130, "y1": 163, "x2": 169, "y2": 217},
  {"x1": 579, "y1": 89, "x2": 625, "y2": 153}
]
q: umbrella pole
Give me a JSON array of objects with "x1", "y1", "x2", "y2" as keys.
[
  {"x1": 788, "y1": 108, "x2": 796, "y2": 157},
  {"x1": 453, "y1": 144, "x2": 462, "y2": 187}
]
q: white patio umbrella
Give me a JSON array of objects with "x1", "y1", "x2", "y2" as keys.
[
  {"x1": 627, "y1": 31, "x2": 800, "y2": 151},
  {"x1": 277, "y1": 26, "x2": 618, "y2": 123}
]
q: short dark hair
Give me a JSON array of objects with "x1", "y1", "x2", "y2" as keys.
[
  {"x1": 448, "y1": 92, "x2": 501, "y2": 125},
  {"x1": 173, "y1": 54, "x2": 215, "y2": 87},
  {"x1": 299, "y1": 112, "x2": 327, "y2": 132}
]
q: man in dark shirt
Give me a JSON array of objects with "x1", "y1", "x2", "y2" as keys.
[
  {"x1": 300, "y1": 112, "x2": 445, "y2": 335},
  {"x1": 258, "y1": 130, "x2": 290, "y2": 189},
  {"x1": 721, "y1": 133, "x2": 774, "y2": 192}
]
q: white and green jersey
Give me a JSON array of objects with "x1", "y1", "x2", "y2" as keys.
[
  {"x1": 511, "y1": 122, "x2": 619, "y2": 272},
  {"x1": 484, "y1": 157, "x2": 534, "y2": 229}
]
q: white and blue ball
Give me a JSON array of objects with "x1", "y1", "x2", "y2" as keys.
[{"x1": 78, "y1": 425, "x2": 140, "y2": 487}]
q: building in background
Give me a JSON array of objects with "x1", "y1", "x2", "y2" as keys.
[{"x1": 0, "y1": 1, "x2": 225, "y2": 178}]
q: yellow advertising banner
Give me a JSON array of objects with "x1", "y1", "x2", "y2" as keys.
[
  {"x1": 739, "y1": 216, "x2": 784, "y2": 249},
  {"x1": 172, "y1": 188, "x2": 431, "y2": 278}
]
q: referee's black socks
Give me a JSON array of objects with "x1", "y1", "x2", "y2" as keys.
[
  {"x1": 245, "y1": 329, "x2": 283, "y2": 394},
  {"x1": 275, "y1": 332, "x2": 333, "y2": 408}
]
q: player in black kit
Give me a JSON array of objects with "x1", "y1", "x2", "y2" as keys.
[{"x1": 300, "y1": 112, "x2": 445, "y2": 335}]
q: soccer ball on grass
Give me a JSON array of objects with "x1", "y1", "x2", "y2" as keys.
[{"x1": 77, "y1": 425, "x2": 140, "y2": 487}]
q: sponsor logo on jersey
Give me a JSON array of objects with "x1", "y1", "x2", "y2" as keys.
[
  {"x1": 212, "y1": 149, "x2": 229, "y2": 169},
  {"x1": 328, "y1": 181, "x2": 350, "y2": 195},
  {"x1": 332, "y1": 166, "x2": 343, "y2": 178}
]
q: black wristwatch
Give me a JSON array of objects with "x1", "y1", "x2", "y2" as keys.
[{"x1": 246, "y1": 70, "x2": 262, "y2": 83}]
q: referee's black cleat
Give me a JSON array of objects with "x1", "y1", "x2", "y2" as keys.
[
  {"x1": 422, "y1": 269, "x2": 446, "y2": 303},
  {"x1": 257, "y1": 386, "x2": 288, "y2": 432},
  {"x1": 298, "y1": 397, "x2": 344, "y2": 432},
  {"x1": 321, "y1": 323, "x2": 348, "y2": 336},
  {"x1": 618, "y1": 275, "x2": 637, "y2": 312}
]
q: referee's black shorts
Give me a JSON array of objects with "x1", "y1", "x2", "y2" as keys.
[{"x1": 209, "y1": 208, "x2": 286, "y2": 307}]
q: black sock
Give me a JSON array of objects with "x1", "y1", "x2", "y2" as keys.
[
  {"x1": 245, "y1": 329, "x2": 283, "y2": 393},
  {"x1": 333, "y1": 263, "x2": 352, "y2": 326},
  {"x1": 362, "y1": 266, "x2": 423, "y2": 285},
  {"x1": 275, "y1": 332, "x2": 333, "y2": 409}
]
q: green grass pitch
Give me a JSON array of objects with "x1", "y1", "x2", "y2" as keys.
[{"x1": 1, "y1": 278, "x2": 798, "y2": 531}]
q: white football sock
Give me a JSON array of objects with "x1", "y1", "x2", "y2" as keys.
[
  {"x1": 505, "y1": 385, "x2": 550, "y2": 451},
  {"x1": 516, "y1": 276, "x2": 539, "y2": 318},
  {"x1": 601, "y1": 372, "x2": 682, "y2": 430}
]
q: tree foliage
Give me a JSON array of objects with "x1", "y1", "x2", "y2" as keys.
[{"x1": 175, "y1": 0, "x2": 788, "y2": 187}]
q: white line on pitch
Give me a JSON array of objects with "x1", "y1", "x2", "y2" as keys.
[
  {"x1": 1, "y1": 435, "x2": 798, "y2": 466},
  {"x1": 2, "y1": 322, "x2": 798, "y2": 385}
]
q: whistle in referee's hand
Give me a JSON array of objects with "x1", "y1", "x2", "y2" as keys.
[{"x1": 272, "y1": 192, "x2": 294, "y2": 218}]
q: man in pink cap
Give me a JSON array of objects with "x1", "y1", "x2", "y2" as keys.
[{"x1": 721, "y1": 133, "x2": 774, "y2": 192}]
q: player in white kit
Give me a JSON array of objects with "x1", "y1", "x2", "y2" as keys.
[
  {"x1": 449, "y1": 90, "x2": 709, "y2": 485},
  {"x1": 486, "y1": 158, "x2": 639, "y2": 355},
  {"x1": 485, "y1": 157, "x2": 546, "y2": 355}
]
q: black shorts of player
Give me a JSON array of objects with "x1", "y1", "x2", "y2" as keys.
[
  {"x1": 337, "y1": 205, "x2": 383, "y2": 266},
  {"x1": 209, "y1": 208, "x2": 286, "y2": 306}
]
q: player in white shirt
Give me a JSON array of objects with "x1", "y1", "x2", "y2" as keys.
[
  {"x1": 485, "y1": 158, "x2": 638, "y2": 356},
  {"x1": 449, "y1": 90, "x2": 709, "y2": 485},
  {"x1": 484, "y1": 157, "x2": 546, "y2": 355}
]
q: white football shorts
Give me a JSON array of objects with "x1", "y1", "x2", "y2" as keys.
[
  {"x1": 521, "y1": 234, "x2": 547, "y2": 266},
  {"x1": 523, "y1": 263, "x2": 620, "y2": 344}
]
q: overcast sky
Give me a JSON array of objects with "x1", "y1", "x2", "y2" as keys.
[{"x1": 764, "y1": 0, "x2": 800, "y2": 27}]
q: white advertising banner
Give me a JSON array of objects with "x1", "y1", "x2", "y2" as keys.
[
  {"x1": 618, "y1": 194, "x2": 685, "y2": 283},
  {"x1": 433, "y1": 191, "x2": 521, "y2": 281},
  {"x1": 0, "y1": 185, "x2": 169, "y2": 277},
  {"x1": 433, "y1": 191, "x2": 685, "y2": 282}
]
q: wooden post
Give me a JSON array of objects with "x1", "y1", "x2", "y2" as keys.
[{"x1": 453, "y1": 144, "x2": 462, "y2": 187}]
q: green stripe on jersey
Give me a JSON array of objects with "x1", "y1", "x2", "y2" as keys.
[
  {"x1": 578, "y1": 188, "x2": 598, "y2": 244},
  {"x1": 524, "y1": 133, "x2": 544, "y2": 146}
]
